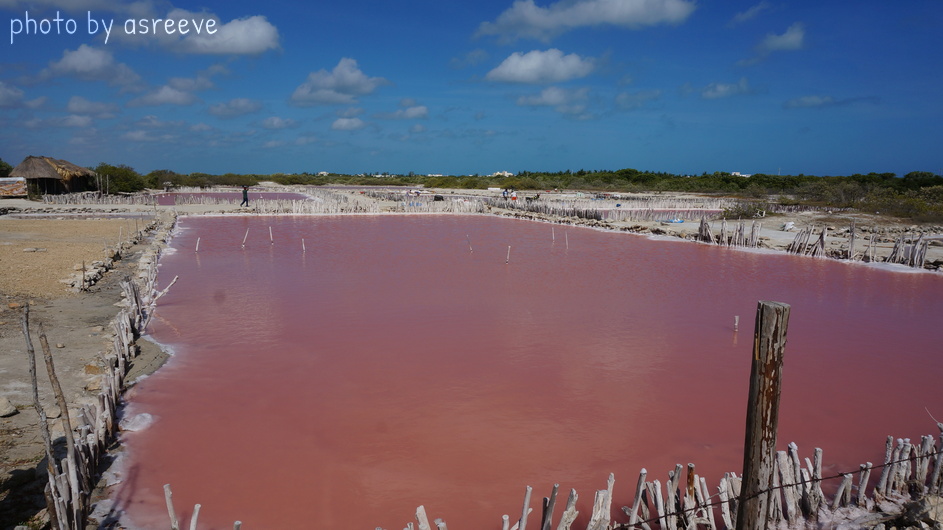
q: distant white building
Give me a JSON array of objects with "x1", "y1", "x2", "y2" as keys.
[
  {"x1": 491, "y1": 171, "x2": 514, "y2": 177},
  {"x1": 731, "y1": 172, "x2": 752, "y2": 177},
  {"x1": 317, "y1": 171, "x2": 329, "y2": 176}
]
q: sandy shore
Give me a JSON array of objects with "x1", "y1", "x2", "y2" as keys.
[{"x1": 0, "y1": 188, "x2": 940, "y2": 528}]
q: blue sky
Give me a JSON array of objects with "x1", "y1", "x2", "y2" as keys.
[{"x1": 1, "y1": 0, "x2": 941, "y2": 177}]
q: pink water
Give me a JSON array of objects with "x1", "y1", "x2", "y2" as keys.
[{"x1": 114, "y1": 215, "x2": 943, "y2": 529}]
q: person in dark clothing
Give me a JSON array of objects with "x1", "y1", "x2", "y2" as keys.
[{"x1": 240, "y1": 185, "x2": 249, "y2": 207}]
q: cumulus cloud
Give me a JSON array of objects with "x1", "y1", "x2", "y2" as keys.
[
  {"x1": 67, "y1": 96, "x2": 119, "y2": 117},
  {"x1": 41, "y1": 45, "x2": 141, "y2": 88},
  {"x1": 729, "y1": 1, "x2": 771, "y2": 26},
  {"x1": 295, "y1": 135, "x2": 318, "y2": 145},
  {"x1": 615, "y1": 89, "x2": 662, "y2": 110},
  {"x1": 739, "y1": 22, "x2": 804, "y2": 66},
  {"x1": 331, "y1": 117, "x2": 365, "y2": 131},
  {"x1": 260, "y1": 116, "x2": 298, "y2": 129},
  {"x1": 337, "y1": 107, "x2": 364, "y2": 118},
  {"x1": 168, "y1": 65, "x2": 227, "y2": 92},
  {"x1": 208, "y1": 97, "x2": 262, "y2": 117},
  {"x1": 129, "y1": 85, "x2": 198, "y2": 106},
  {"x1": 291, "y1": 58, "x2": 388, "y2": 106},
  {"x1": 516, "y1": 86, "x2": 589, "y2": 116},
  {"x1": 477, "y1": 0, "x2": 696, "y2": 42},
  {"x1": 701, "y1": 78, "x2": 751, "y2": 99},
  {"x1": 0, "y1": 81, "x2": 24, "y2": 107},
  {"x1": 173, "y1": 13, "x2": 280, "y2": 55},
  {"x1": 377, "y1": 104, "x2": 429, "y2": 120},
  {"x1": 759, "y1": 22, "x2": 805, "y2": 52},
  {"x1": 486, "y1": 49, "x2": 594, "y2": 84}
]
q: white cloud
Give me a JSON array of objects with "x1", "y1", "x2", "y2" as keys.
[
  {"x1": 729, "y1": 2, "x2": 771, "y2": 26},
  {"x1": 291, "y1": 58, "x2": 388, "y2": 106},
  {"x1": 701, "y1": 78, "x2": 751, "y2": 99},
  {"x1": 337, "y1": 107, "x2": 364, "y2": 118},
  {"x1": 67, "y1": 95, "x2": 118, "y2": 117},
  {"x1": 295, "y1": 135, "x2": 318, "y2": 145},
  {"x1": 378, "y1": 105, "x2": 429, "y2": 120},
  {"x1": 61, "y1": 115, "x2": 93, "y2": 127},
  {"x1": 477, "y1": 0, "x2": 695, "y2": 42},
  {"x1": 123, "y1": 130, "x2": 174, "y2": 142},
  {"x1": 24, "y1": 114, "x2": 93, "y2": 128},
  {"x1": 486, "y1": 49, "x2": 594, "y2": 84},
  {"x1": 0, "y1": 81, "x2": 24, "y2": 107},
  {"x1": 739, "y1": 22, "x2": 805, "y2": 66},
  {"x1": 410, "y1": 124, "x2": 426, "y2": 134},
  {"x1": 208, "y1": 97, "x2": 262, "y2": 117},
  {"x1": 42, "y1": 44, "x2": 141, "y2": 88},
  {"x1": 331, "y1": 117, "x2": 365, "y2": 131},
  {"x1": 134, "y1": 115, "x2": 186, "y2": 128},
  {"x1": 516, "y1": 86, "x2": 589, "y2": 116},
  {"x1": 168, "y1": 65, "x2": 227, "y2": 91},
  {"x1": 759, "y1": 22, "x2": 805, "y2": 52},
  {"x1": 783, "y1": 95, "x2": 880, "y2": 109},
  {"x1": 174, "y1": 14, "x2": 280, "y2": 55},
  {"x1": 262, "y1": 140, "x2": 284, "y2": 148},
  {"x1": 129, "y1": 85, "x2": 198, "y2": 106},
  {"x1": 190, "y1": 122, "x2": 213, "y2": 132},
  {"x1": 260, "y1": 116, "x2": 298, "y2": 129},
  {"x1": 615, "y1": 89, "x2": 662, "y2": 110}
]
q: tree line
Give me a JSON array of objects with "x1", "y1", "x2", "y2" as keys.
[{"x1": 2, "y1": 159, "x2": 940, "y2": 222}]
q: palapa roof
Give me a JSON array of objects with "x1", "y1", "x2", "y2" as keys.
[{"x1": 10, "y1": 156, "x2": 97, "y2": 180}]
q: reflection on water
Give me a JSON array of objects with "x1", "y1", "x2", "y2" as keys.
[{"x1": 115, "y1": 215, "x2": 943, "y2": 529}]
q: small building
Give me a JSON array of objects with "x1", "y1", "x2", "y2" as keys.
[{"x1": 10, "y1": 156, "x2": 98, "y2": 199}]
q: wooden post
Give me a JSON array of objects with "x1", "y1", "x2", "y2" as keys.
[
  {"x1": 164, "y1": 484, "x2": 180, "y2": 530},
  {"x1": 541, "y1": 484, "x2": 559, "y2": 530},
  {"x1": 20, "y1": 305, "x2": 62, "y2": 530},
  {"x1": 736, "y1": 301, "x2": 790, "y2": 530}
]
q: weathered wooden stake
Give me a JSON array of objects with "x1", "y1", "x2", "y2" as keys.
[
  {"x1": 195, "y1": 237, "x2": 201, "y2": 252},
  {"x1": 736, "y1": 300, "x2": 790, "y2": 530},
  {"x1": 164, "y1": 484, "x2": 180, "y2": 530},
  {"x1": 302, "y1": 238, "x2": 306, "y2": 253},
  {"x1": 507, "y1": 245, "x2": 511, "y2": 264},
  {"x1": 734, "y1": 315, "x2": 739, "y2": 332},
  {"x1": 269, "y1": 226, "x2": 274, "y2": 244},
  {"x1": 21, "y1": 305, "x2": 62, "y2": 530},
  {"x1": 241, "y1": 228, "x2": 249, "y2": 248}
]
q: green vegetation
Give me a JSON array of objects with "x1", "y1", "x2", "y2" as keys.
[
  {"x1": 0, "y1": 158, "x2": 12, "y2": 178},
  {"x1": 74, "y1": 162, "x2": 943, "y2": 222}
]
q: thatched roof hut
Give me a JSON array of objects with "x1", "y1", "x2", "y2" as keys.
[{"x1": 11, "y1": 156, "x2": 97, "y2": 198}]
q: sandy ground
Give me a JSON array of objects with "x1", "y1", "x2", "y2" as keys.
[{"x1": 0, "y1": 188, "x2": 940, "y2": 529}]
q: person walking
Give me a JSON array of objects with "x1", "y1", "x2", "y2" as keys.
[{"x1": 240, "y1": 185, "x2": 250, "y2": 207}]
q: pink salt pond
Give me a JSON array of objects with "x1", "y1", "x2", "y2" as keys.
[{"x1": 113, "y1": 215, "x2": 943, "y2": 529}]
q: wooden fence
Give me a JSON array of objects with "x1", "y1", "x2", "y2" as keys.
[{"x1": 18, "y1": 212, "x2": 176, "y2": 530}]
